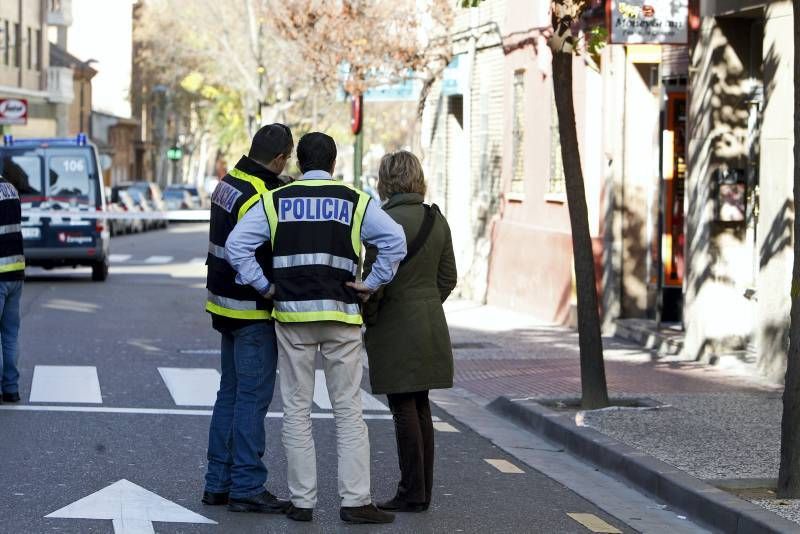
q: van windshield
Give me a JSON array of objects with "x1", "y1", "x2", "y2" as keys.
[
  {"x1": 1, "y1": 153, "x2": 42, "y2": 197},
  {"x1": 48, "y1": 155, "x2": 92, "y2": 203}
]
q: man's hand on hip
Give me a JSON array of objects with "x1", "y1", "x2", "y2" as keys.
[
  {"x1": 346, "y1": 281, "x2": 373, "y2": 302},
  {"x1": 261, "y1": 285, "x2": 275, "y2": 300}
]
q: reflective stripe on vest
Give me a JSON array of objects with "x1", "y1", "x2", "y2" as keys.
[
  {"x1": 271, "y1": 299, "x2": 362, "y2": 325},
  {"x1": 273, "y1": 253, "x2": 357, "y2": 275},
  {"x1": 208, "y1": 242, "x2": 226, "y2": 260},
  {"x1": 204, "y1": 291, "x2": 270, "y2": 320},
  {"x1": 0, "y1": 254, "x2": 25, "y2": 273},
  {"x1": 229, "y1": 168, "x2": 267, "y2": 221},
  {"x1": 0, "y1": 223, "x2": 21, "y2": 235}
]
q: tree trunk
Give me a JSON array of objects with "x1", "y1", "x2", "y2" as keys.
[
  {"x1": 777, "y1": 2, "x2": 800, "y2": 499},
  {"x1": 551, "y1": 49, "x2": 610, "y2": 409}
]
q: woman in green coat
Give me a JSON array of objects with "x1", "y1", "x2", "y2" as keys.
[{"x1": 362, "y1": 150, "x2": 457, "y2": 513}]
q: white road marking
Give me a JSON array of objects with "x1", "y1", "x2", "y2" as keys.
[
  {"x1": 158, "y1": 367, "x2": 220, "y2": 406},
  {"x1": 567, "y1": 513, "x2": 622, "y2": 533},
  {"x1": 143, "y1": 255, "x2": 173, "y2": 264},
  {"x1": 109, "y1": 254, "x2": 132, "y2": 263},
  {"x1": 433, "y1": 421, "x2": 459, "y2": 432},
  {"x1": 46, "y1": 479, "x2": 216, "y2": 534},
  {"x1": 313, "y1": 370, "x2": 388, "y2": 411},
  {"x1": 178, "y1": 349, "x2": 221, "y2": 355},
  {"x1": 29, "y1": 366, "x2": 102, "y2": 404},
  {"x1": 42, "y1": 299, "x2": 100, "y2": 313},
  {"x1": 361, "y1": 390, "x2": 389, "y2": 411},
  {"x1": 485, "y1": 458, "x2": 524, "y2": 474},
  {"x1": 0, "y1": 405, "x2": 394, "y2": 419},
  {"x1": 313, "y1": 369, "x2": 332, "y2": 409},
  {"x1": 188, "y1": 257, "x2": 206, "y2": 264}
]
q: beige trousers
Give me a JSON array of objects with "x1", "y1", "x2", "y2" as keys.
[{"x1": 276, "y1": 321, "x2": 371, "y2": 508}]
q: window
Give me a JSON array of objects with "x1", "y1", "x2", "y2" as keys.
[
  {"x1": 49, "y1": 155, "x2": 91, "y2": 200},
  {"x1": 547, "y1": 90, "x2": 566, "y2": 197},
  {"x1": 13, "y1": 23, "x2": 20, "y2": 68},
  {"x1": 26, "y1": 27, "x2": 31, "y2": 70},
  {"x1": 1, "y1": 155, "x2": 43, "y2": 196},
  {"x1": 3, "y1": 21, "x2": 8, "y2": 66},
  {"x1": 35, "y1": 29, "x2": 41, "y2": 70},
  {"x1": 510, "y1": 70, "x2": 525, "y2": 195}
]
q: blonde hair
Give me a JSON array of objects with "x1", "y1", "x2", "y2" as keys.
[{"x1": 377, "y1": 150, "x2": 426, "y2": 200}]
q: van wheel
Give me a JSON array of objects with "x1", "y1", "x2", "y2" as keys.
[{"x1": 92, "y1": 260, "x2": 109, "y2": 282}]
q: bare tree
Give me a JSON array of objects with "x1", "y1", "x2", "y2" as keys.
[
  {"x1": 463, "y1": 0, "x2": 609, "y2": 408},
  {"x1": 777, "y1": 0, "x2": 800, "y2": 499}
]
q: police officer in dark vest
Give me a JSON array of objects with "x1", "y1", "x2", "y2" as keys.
[
  {"x1": 226, "y1": 132, "x2": 406, "y2": 524},
  {"x1": 202, "y1": 124, "x2": 292, "y2": 514},
  {"x1": 0, "y1": 173, "x2": 24, "y2": 403}
]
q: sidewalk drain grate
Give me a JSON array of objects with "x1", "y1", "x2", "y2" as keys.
[{"x1": 452, "y1": 342, "x2": 498, "y2": 350}]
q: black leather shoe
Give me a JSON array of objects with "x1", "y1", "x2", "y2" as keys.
[
  {"x1": 287, "y1": 504, "x2": 313, "y2": 522},
  {"x1": 340, "y1": 503, "x2": 395, "y2": 524},
  {"x1": 201, "y1": 490, "x2": 229, "y2": 505},
  {"x1": 377, "y1": 497, "x2": 427, "y2": 513},
  {"x1": 228, "y1": 490, "x2": 291, "y2": 514},
  {"x1": 2, "y1": 392, "x2": 19, "y2": 403}
]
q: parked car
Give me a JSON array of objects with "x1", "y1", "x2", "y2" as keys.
[
  {"x1": 110, "y1": 188, "x2": 145, "y2": 234},
  {"x1": 0, "y1": 134, "x2": 110, "y2": 281},
  {"x1": 117, "y1": 181, "x2": 168, "y2": 230},
  {"x1": 178, "y1": 184, "x2": 208, "y2": 208},
  {"x1": 162, "y1": 186, "x2": 196, "y2": 210}
]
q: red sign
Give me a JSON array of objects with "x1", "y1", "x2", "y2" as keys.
[
  {"x1": 0, "y1": 98, "x2": 28, "y2": 125},
  {"x1": 350, "y1": 94, "x2": 363, "y2": 135}
]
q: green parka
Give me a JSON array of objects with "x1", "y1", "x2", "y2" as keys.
[{"x1": 363, "y1": 193, "x2": 457, "y2": 395}]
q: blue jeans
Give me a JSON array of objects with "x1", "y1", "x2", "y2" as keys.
[
  {"x1": 0, "y1": 281, "x2": 22, "y2": 394},
  {"x1": 205, "y1": 322, "x2": 278, "y2": 499}
]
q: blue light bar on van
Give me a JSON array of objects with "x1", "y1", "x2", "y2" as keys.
[{"x1": 3, "y1": 133, "x2": 90, "y2": 146}]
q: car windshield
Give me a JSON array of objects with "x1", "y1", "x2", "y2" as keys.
[
  {"x1": 127, "y1": 184, "x2": 150, "y2": 201},
  {"x1": 163, "y1": 189, "x2": 185, "y2": 199}
]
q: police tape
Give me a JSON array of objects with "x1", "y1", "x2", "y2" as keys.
[{"x1": 22, "y1": 209, "x2": 211, "y2": 222}]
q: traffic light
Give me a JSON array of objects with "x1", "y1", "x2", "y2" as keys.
[{"x1": 166, "y1": 147, "x2": 183, "y2": 161}]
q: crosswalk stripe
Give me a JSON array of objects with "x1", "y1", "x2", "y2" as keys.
[
  {"x1": 0, "y1": 405, "x2": 395, "y2": 419},
  {"x1": 313, "y1": 369, "x2": 332, "y2": 409},
  {"x1": 144, "y1": 255, "x2": 173, "y2": 264},
  {"x1": 312, "y1": 369, "x2": 389, "y2": 411},
  {"x1": 158, "y1": 367, "x2": 220, "y2": 406},
  {"x1": 433, "y1": 421, "x2": 459, "y2": 432},
  {"x1": 189, "y1": 257, "x2": 206, "y2": 264},
  {"x1": 109, "y1": 254, "x2": 132, "y2": 262},
  {"x1": 566, "y1": 513, "x2": 622, "y2": 533},
  {"x1": 29, "y1": 365, "x2": 102, "y2": 404},
  {"x1": 485, "y1": 459, "x2": 524, "y2": 474}
]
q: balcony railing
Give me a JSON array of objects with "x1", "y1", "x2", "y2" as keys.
[
  {"x1": 47, "y1": 0, "x2": 73, "y2": 26},
  {"x1": 47, "y1": 66, "x2": 74, "y2": 103}
]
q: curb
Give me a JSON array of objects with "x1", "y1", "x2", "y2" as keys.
[
  {"x1": 488, "y1": 396, "x2": 800, "y2": 534},
  {"x1": 611, "y1": 319, "x2": 684, "y2": 356}
]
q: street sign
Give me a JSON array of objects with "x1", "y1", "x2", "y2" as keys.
[
  {"x1": 166, "y1": 146, "x2": 183, "y2": 160},
  {"x1": 607, "y1": 0, "x2": 688, "y2": 44},
  {"x1": 45, "y1": 479, "x2": 216, "y2": 534},
  {"x1": 0, "y1": 98, "x2": 28, "y2": 125}
]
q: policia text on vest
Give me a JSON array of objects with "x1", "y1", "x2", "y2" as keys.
[
  {"x1": 205, "y1": 156, "x2": 284, "y2": 327},
  {"x1": 265, "y1": 180, "x2": 370, "y2": 325}
]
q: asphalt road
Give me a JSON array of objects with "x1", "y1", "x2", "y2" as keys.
[{"x1": 0, "y1": 223, "x2": 637, "y2": 534}]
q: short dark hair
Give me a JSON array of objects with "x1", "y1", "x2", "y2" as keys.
[
  {"x1": 297, "y1": 132, "x2": 337, "y2": 174},
  {"x1": 248, "y1": 123, "x2": 293, "y2": 165}
]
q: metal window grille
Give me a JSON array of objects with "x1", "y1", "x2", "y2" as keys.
[{"x1": 511, "y1": 70, "x2": 525, "y2": 194}]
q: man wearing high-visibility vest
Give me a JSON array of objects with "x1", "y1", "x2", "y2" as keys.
[
  {"x1": 202, "y1": 124, "x2": 293, "y2": 515},
  {"x1": 0, "y1": 173, "x2": 25, "y2": 404},
  {"x1": 226, "y1": 132, "x2": 406, "y2": 524}
]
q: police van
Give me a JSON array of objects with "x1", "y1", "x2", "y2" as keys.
[{"x1": 0, "y1": 134, "x2": 110, "y2": 281}]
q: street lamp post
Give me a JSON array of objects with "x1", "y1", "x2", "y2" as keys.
[{"x1": 351, "y1": 92, "x2": 363, "y2": 189}]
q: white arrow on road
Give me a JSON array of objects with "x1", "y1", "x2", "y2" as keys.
[{"x1": 45, "y1": 479, "x2": 216, "y2": 534}]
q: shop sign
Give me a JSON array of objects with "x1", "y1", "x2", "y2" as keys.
[
  {"x1": 0, "y1": 98, "x2": 28, "y2": 125},
  {"x1": 608, "y1": 0, "x2": 688, "y2": 45}
]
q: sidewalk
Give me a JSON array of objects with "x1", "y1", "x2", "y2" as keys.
[{"x1": 444, "y1": 301, "x2": 795, "y2": 529}]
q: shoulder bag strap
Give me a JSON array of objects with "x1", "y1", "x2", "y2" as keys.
[{"x1": 399, "y1": 204, "x2": 438, "y2": 267}]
